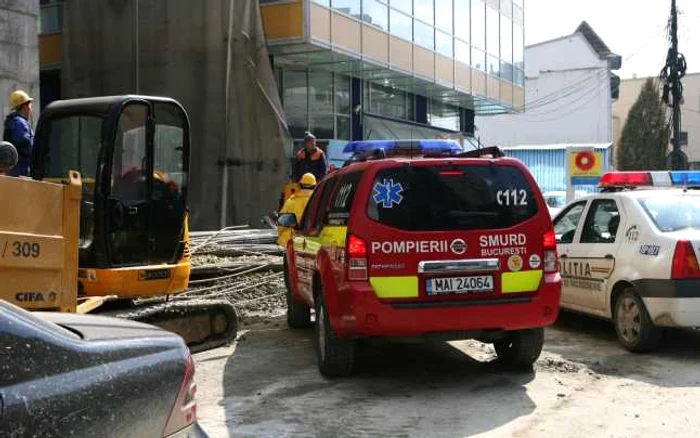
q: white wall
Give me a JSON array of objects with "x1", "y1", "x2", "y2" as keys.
[{"x1": 476, "y1": 34, "x2": 613, "y2": 147}]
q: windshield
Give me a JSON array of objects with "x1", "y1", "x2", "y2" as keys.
[
  {"x1": 639, "y1": 195, "x2": 700, "y2": 232},
  {"x1": 546, "y1": 194, "x2": 566, "y2": 208},
  {"x1": 367, "y1": 164, "x2": 539, "y2": 231}
]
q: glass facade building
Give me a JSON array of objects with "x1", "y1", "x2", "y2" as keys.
[{"x1": 261, "y1": 0, "x2": 525, "y2": 144}]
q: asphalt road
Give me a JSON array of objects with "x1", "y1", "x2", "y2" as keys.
[{"x1": 195, "y1": 312, "x2": 700, "y2": 438}]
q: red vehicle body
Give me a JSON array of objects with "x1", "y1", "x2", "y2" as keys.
[{"x1": 280, "y1": 153, "x2": 562, "y2": 377}]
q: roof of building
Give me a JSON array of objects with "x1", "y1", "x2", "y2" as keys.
[
  {"x1": 575, "y1": 21, "x2": 612, "y2": 59},
  {"x1": 500, "y1": 143, "x2": 612, "y2": 151}
]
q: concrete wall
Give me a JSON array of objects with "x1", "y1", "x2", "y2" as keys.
[
  {"x1": 62, "y1": 0, "x2": 289, "y2": 230},
  {"x1": 0, "y1": 1, "x2": 40, "y2": 126},
  {"x1": 476, "y1": 33, "x2": 613, "y2": 147},
  {"x1": 613, "y1": 74, "x2": 700, "y2": 165}
]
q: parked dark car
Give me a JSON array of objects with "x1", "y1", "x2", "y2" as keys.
[{"x1": 0, "y1": 301, "x2": 207, "y2": 438}]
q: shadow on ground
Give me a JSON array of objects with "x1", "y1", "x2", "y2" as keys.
[
  {"x1": 545, "y1": 310, "x2": 700, "y2": 387},
  {"x1": 222, "y1": 317, "x2": 537, "y2": 437}
]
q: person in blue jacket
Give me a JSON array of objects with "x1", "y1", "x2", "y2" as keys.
[
  {"x1": 3, "y1": 90, "x2": 34, "y2": 177},
  {"x1": 292, "y1": 132, "x2": 327, "y2": 182}
]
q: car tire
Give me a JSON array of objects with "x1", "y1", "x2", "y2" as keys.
[
  {"x1": 315, "y1": 292, "x2": 355, "y2": 378},
  {"x1": 494, "y1": 328, "x2": 544, "y2": 369},
  {"x1": 613, "y1": 288, "x2": 662, "y2": 353},
  {"x1": 284, "y1": 256, "x2": 311, "y2": 329}
]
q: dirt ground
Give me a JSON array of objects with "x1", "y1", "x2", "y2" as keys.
[{"x1": 194, "y1": 311, "x2": 700, "y2": 438}]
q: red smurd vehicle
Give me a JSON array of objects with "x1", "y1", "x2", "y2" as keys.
[{"x1": 277, "y1": 140, "x2": 562, "y2": 377}]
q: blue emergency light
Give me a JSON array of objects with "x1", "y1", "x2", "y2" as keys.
[
  {"x1": 342, "y1": 139, "x2": 464, "y2": 155},
  {"x1": 669, "y1": 171, "x2": 700, "y2": 186}
]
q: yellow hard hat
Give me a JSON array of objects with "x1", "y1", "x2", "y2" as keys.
[
  {"x1": 9, "y1": 90, "x2": 32, "y2": 110},
  {"x1": 300, "y1": 173, "x2": 317, "y2": 187}
]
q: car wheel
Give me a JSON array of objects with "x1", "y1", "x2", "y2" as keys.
[
  {"x1": 614, "y1": 288, "x2": 661, "y2": 353},
  {"x1": 284, "y1": 256, "x2": 311, "y2": 329},
  {"x1": 315, "y1": 292, "x2": 355, "y2": 377},
  {"x1": 494, "y1": 328, "x2": 544, "y2": 369}
]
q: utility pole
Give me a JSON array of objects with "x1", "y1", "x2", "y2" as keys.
[{"x1": 661, "y1": 0, "x2": 688, "y2": 170}]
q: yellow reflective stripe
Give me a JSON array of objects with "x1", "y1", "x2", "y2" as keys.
[
  {"x1": 501, "y1": 270, "x2": 544, "y2": 294},
  {"x1": 370, "y1": 276, "x2": 419, "y2": 299},
  {"x1": 305, "y1": 237, "x2": 322, "y2": 255},
  {"x1": 319, "y1": 226, "x2": 348, "y2": 248}
]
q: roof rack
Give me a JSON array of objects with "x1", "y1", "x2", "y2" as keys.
[{"x1": 456, "y1": 146, "x2": 506, "y2": 159}]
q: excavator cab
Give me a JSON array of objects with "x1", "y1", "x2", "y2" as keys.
[{"x1": 32, "y1": 96, "x2": 191, "y2": 298}]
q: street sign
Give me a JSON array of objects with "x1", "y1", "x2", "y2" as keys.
[{"x1": 569, "y1": 149, "x2": 603, "y2": 178}]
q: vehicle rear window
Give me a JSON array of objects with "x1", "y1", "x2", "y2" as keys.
[
  {"x1": 367, "y1": 164, "x2": 539, "y2": 231},
  {"x1": 639, "y1": 195, "x2": 700, "y2": 232},
  {"x1": 326, "y1": 172, "x2": 362, "y2": 226}
]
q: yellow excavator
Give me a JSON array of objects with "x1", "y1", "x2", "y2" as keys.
[{"x1": 0, "y1": 95, "x2": 237, "y2": 351}]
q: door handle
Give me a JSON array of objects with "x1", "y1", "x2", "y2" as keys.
[
  {"x1": 604, "y1": 254, "x2": 614, "y2": 259},
  {"x1": 560, "y1": 254, "x2": 568, "y2": 259}
]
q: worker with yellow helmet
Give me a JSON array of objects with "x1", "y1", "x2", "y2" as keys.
[
  {"x1": 3, "y1": 90, "x2": 34, "y2": 177},
  {"x1": 277, "y1": 172, "x2": 317, "y2": 247}
]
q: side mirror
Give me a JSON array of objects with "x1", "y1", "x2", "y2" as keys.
[
  {"x1": 0, "y1": 141, "x2": 18, "y2": 172},
  {"x1": 277, "y1": 213, "x2": 298, "y2": 228}
]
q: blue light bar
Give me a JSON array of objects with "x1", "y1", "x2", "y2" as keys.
[
  {"x1": 342, "y1": 139, "x2": 463, "y2": 155},
  {"x1": 670, "y1": 171, "x2": 700, "y2": 186}
]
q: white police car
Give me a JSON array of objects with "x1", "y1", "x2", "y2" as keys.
[{"x1": 552, "y1": 171, "x2": 700, "y2": 352}]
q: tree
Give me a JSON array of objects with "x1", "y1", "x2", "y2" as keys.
[{"x1": 617, "y1": 78, "x2": 670, "y2": 170}]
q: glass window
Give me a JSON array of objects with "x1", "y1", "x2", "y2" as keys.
[
  {"x1": 455, "y1": 38, "x2": 469, "y2": 64},
  {"x1": 471, "y1": 0, "x2": 485, "y2": 50},
  {"x1": 500, "y1": 61, "x2": 513, "y2": 82},
  {"x1": 639, "y1": 196, "x2": 700, "y2": 233},
  {"x1": 368, "y1": 164, "x2": 539, "y2": 231},
  {"x1": 486, "y1": 55, "x2": 501, "y2": 76},
  {"x1": 312, "y1": 177, "x2": 339, "y2": 229},
  {"x1": 514, "y1": 68, "x2": 525, "y2": 87},
  {"x1": 333, "y1": 0, "x2": 361, "y2": 18},
  {"x1": 488, "y1": 55, "x2": 499, "y2": 77},
  {"x1": 327, "y1": 172, "x2": 363, "y2": 225},
  {"x1": 436, "y1": 31, "x2": 453, "y2": 57},
  {"x1": 313, "y1": 0, "x2": 331, "y2": 6},
  {"x1": 414, "y1": 0, "x2": 434, "y2": 26},
  {"x1": 454, "y1": 0, "x2": 470, "y2": 43},
  {"x1": 335, "y1": 74, "x2": 351, "y2": 115},
  {"x1": 39, "y1": 3, "x2": 63, "y2": 34},
  {"x1": 153, "y1": 104, "x2": 186, "y2": 193},
  {"x1": 309, "y1": 71, "x2": 334, "y2": 114},
  {"x1": 514, "y1": 24, "x2": 524, "y2": 69},
  {"x1": 414, "y1": 21, "x2": 434, "y2": 50},
  {"x1": 310, "y1": 114, "x2": 335, "y2": 139},
  {"x1": 554, "y1": 202, "x2": 586, "y2": 244},
  {"x1": 283, "y1": 70, "x2": 309, "y2": 138},
  {"x1": 391, "y1": 0, "x2": 412, "y2": 14},
  {"x1": 337, "y1": 116, "x2": 351, "y2": 140},
  {"x1": 580, "y1": 200, "x2": 620, "y2": 244},
  {"x1": 369, "y1": 82, "x2": 409, "y2": 119},
  {"x1": 390, "y1": 8, "x2": 412, "y2": 40},
  {"x1": 362, "y1": 0, "x2": 388, "y2": 30},
  {"x1": 435, "y1": 0, "x2": 452, "y2": 33},
  {"x1": 501, "y1": 17, "x2": 512, "y2": 65},
  {"x1": 486, "y1": 5, "x2": 499, "y2": 57},
  {"x1": 429, "y1": 100, "x2": 459, "y2": 131},
  {"x1": 472, "y1": 47, "x2": 486, "y2": 72}
]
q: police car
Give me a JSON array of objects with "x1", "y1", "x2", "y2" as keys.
[
  {"x1": 277, "y1": 140, "x2": 562, "y2": 377},
  {"x1": 553, "y1": 171, "x2": 700, "y2": 352}
]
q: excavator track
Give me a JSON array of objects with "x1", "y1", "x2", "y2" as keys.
[{"x1": 106, "y1": 299, "x2": 238, "y2": 353}]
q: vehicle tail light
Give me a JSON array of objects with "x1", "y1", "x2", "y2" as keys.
[
  {"x1": 347, "y1": 234, "x2": 368, "y2": 281},
  {"x1": 671, "y1": 240, "x2": 700, "y2": 279},
  {"x1": 162, "y1": 353, "x2": 197, "y2": 437},
  {"x1": 543, "y1": 229, "x2": 558, "y2": 273}
]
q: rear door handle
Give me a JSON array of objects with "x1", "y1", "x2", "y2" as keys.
[
  {"x1": 560, "y1": 254, "x2": 568, "y2": 259},
  {"x1": 604, "y1": 254, "x2": 614, "y2": 259}
]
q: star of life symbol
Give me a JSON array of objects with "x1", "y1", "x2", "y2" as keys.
[{"x1": 373, "y1": 179, "x2": 404, "y2": 208}]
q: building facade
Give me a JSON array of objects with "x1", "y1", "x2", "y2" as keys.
[
  {"x1": 613, "y1": 73, "x2": 700, "y2": 168},
  {"x1": 40, "y1": 0, "x2": 525, "y2": 142},
  {"x1": 261, "y1": 0, "x2": 525, "y2": 152},
  {"x1": 1, "y1": 1, "x2": 40, "y2": 121},
  {"x1": 475, "y1": 22, "x2": 620, "y2": 148}
]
